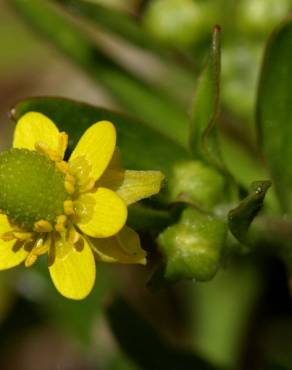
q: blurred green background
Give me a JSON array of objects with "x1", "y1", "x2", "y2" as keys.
[{"x1": 1, "y1": 1, "x2": 292, "y2": 369}]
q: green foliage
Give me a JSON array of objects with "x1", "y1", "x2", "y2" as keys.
[
  {"x1": 228, "y1": 181, "x2": 271, "y2": 245},
  {"x1": 143, "y1": 0, "x2": 212, "y2": 47},
  {"x1": 257, "y1": 15, "x2": 292, "y2": 213},
  {"x1": 107, "y1": 297, "x2": 221, "y2": 370},
  {"x1": 190, "y1": 26, "x2": 224, "y2": 171},
  {"x1": 11, "y1": 0, "x2": 189, "y2": 147},
  {"x1": 6, "y1": 0, "x2": 292, "y2": 368}
]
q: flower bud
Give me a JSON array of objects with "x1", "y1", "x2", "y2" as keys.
[
  {"x1": 168, "y1": 161, "x2": 225, "y2": 210},
  {"x1": 158, "y1": 207, "x2": 227, "y2": 282}
]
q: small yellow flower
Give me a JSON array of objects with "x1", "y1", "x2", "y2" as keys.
[{"x1": 0, "y1": 112, "x2": 164, "y2": 299}]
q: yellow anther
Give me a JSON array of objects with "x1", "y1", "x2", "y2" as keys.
[
  {"x1": 49, "y1": 150, "x2": 62, "y2": 162},
  {"x1": 55, "y1": 215, "x2": 67, "y2": 232},
  {"x1": 35, "y1": 141, "x2": 62, "y2": 162},
  {"x1": 65, "y1": 173, "x2": 76, "y2": 185},
  {"x1": 13, "y1": 232, "x2": 33, "y2": 241},
  {"x1": 25, "y1": 254, "x2": 38, "y2": 268},
  {"x1": 58, "y1": 132, "x2": 68, "y2": 159},
  {"x1": 34, "y1": 238, "x2": 49, "y2": 256},
  {"x1": 34, "y1": 220, "x2": 53, "y2": 233},
  {"x1": 1, "y1": 232, "x2": 15, "y2": 241},
  {"x1": 25, "y1": 238, "x2": 49, "y2": 267},
  {"x1": 79, "y1": 177, "x2": 96, "y2": 194},
  {"x1": 56, "y1": 161, "x2": 69, "y2": 174},
  {"x1": 65, "y1": 181, "x2": 75, "y2": 194},
  {"x1": 64, "y1": 200, "x2": 75, "y2": 215},
  {"x1": 68, "y1": 227, "x2": 80, "y2": 244}
]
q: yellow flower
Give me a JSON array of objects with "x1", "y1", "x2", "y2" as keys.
[{"x1": 0, "y1": 112, "x2": 164, "y2": 299}]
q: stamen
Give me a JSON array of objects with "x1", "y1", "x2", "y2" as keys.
[
  {"x1": 34, "y1": 238, "x2": 49, "y2": 255},
  {"x1": 55, "y1": 215, "x2": 67, "y2": 232},
  {"x1": 25, "y1": 254, "x2": 37, "y2": 268},
  {"x1": 13, "y1": 231, "x2": 33, "y2": 241},
  {"x1": 65, "y1": 181, "x2": 75, "y2": 195},
  {"x1": 68, "y1": 227, "x2": 80, "y2": 244},
  {"x1": 35, "y1": 141, "x2": 62, "y2": 162},
  {"x1": 64, "y1": 200, "x2": 75, "y2": 215},
  {"x1": 56, "y1": 161, "x2": 69, "y2": 174},
  {"x1": 78, "y1": 177, "x2": 96, "y2": 194},
  {"x1": 34, "y1": 220, "x2": 53, "y2": 233},
  {"x1": 58, "y1": 132, "x2": 68, "y2": 159},
  {"x1": 1, "y1": 231, "x2": 15, "y2": 241},
  {"x1": 65, "y1": 173, "x2": 76, "y2": 185},
  {"x1": 25, "y1": 238, "x2": 48, "y2": 268}
]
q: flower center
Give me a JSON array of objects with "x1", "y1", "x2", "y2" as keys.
[{"x1": 0, "y1": 148, "x2": 67, "y2": 230}]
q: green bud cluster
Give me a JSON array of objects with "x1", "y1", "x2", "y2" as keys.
[
  {"x1": 158, "y1": 207, "x2": 227, "y2": 282},
  {"x1": 0, "y1": 148, "x2": 67, "y2": 230},
  {"x1": 168, "y1": 161, "x2": 225, "y2": 210}
]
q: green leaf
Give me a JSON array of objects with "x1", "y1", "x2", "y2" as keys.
[
  {"x1": 228, "y1": 181, "x2": 271, "y2": 245},
  {"x1": 256, "y1": 16, "x2": 292, "y2": 213},
  {"x1": 53, "y1": 0, "x2": 195, "y2": 106},
  {"x1": 190, "y1": 26, "x2": 224, "y2": 172},
  {"x1": 11, "y1": 97, "x2": 191, "y2": 177},
  {"x1": 54, "y1": 0, "x2": 162, "y2": 53},
  {"x1": 11, "y1": 0, "x2": 189, "y2": 147},
  {"x1": 107, "y1": 297, "x2": 223, "y2": 370}
]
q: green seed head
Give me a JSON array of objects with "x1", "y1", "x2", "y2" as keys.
[{"x1": 0, "y1": 148, "x2": 67, "y2": 230}]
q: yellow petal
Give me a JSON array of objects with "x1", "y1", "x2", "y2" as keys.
[
  {"x1": 13, "y1": 112, "x2": 60, "y2": 151},
  {"x1": 97, "y1": 149, "x2": 124, "y2": 190},
  {"x1": 69, "y1": 121, "x2": 116, "y2": 182},
  {"x1": 90, "y1": 226, "x2": 146, "y2": 265},
  {"x1": 116, "y1": 170, "x2": 164, "y2": 205},
  {"x1": 76, "y1": 187, "x2": 127, "y2": 238},
  {"x1": 0, "y1": 215, "x2": 28, "y2": 270},
  {"x1": 49, "y1": 235, "x2": 96, "y2": 300}
]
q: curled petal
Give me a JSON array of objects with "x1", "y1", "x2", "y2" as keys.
[
  {"x1": 97, "y1": 152, "x2": 164, "y2": 205},
  {"x1": 69, "y1": 121, "x2": 116, "y2": 182},
  {"x1": 48, "y1": 234, "x2": 96, "y2": 300},
  {"x1": 0, "y1": 215, "x2": 28, "y2": 270},
  {"x1": 116, "y1": 170, "x2": 164, "y2": 205},
  {"x1": 13, "y1": 112, "x2": 60, "y2": 152},
  {"x1": 90, "y1": 226, "x2": 146, "y2": 265},
  {"x1": 97, "y1": 149, "x2": 124, "y2": 190}
]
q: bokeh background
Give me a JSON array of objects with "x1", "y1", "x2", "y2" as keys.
[{"x1": 1, "y1": 1, "x2": 292, "y2": 369}]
